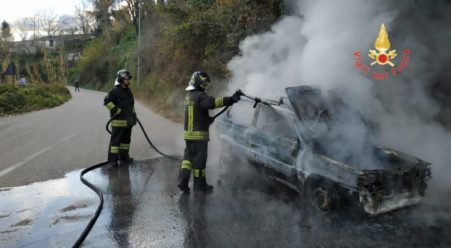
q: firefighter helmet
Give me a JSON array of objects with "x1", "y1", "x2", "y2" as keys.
[
  {"x1": 117, "y1": 69, "x2": 132, "y2": 83},
  {"x1": 186, "y1": 71, "x2": 210, "y2": 91}
]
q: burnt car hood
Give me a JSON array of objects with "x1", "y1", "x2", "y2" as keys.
[
  {"x1": 367, "y1": 147, "x2": 430, "y2": 173},
  {"x1": 285, "y1": 86, "x2": 323, "y2": 130},
  {"x1": 285, "y1": 86, "x2": 429, "y2": 172}
]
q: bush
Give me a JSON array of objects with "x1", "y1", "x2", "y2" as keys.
[
  {"x1": 0, "y1": 89, "x2": 27, "y2": 113},
  {"x1": 0, "y1": 84, "x2": 71, "y2": 116}
]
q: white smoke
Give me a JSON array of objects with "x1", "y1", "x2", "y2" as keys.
[{"x1": 227, "y1": 0, "x2": 451, "y2": 190}]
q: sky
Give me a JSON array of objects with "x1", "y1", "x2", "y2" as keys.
[
  {"x1": 0, "y1": 0, "x2": 82, "y2": 41},
  {"x1": 0, "y1": 0, "x2": 79, "y2": 23}
]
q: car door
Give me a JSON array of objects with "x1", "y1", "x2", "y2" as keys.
[
  {"x1": 247, "y1": 104, "x2": 299, "y2": 177},
  {"x1": 216, "y1": 100, "x2": 257, "y2": 149}
]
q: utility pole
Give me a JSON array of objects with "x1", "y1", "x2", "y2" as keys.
[{"x1": 137, "y1": 0, "x2": 142, "y2": 88}]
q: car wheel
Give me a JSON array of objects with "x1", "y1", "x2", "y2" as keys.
[{"x1": 306, "y1": 178, "x2": 339, "y2": 213}]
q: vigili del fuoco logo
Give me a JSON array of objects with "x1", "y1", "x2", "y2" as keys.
[{"x1": 354, "y1": 23, "x2": 410, "y2": 80}]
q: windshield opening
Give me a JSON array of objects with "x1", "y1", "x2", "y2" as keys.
[{"x1": 286, "y1": 86, "x2": 384, "y2": 169}]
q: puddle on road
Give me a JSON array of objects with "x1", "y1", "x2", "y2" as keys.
[
  {"x1": 0, "y1": 159, "x2": 158, "y2": 248},
  {"x1": 0, "y1": 168, "x2": 98, "y2": 247}
]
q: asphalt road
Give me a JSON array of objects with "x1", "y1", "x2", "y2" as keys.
[{"x1": 0, "y1": 86, "x2": 184, "y2": 188}]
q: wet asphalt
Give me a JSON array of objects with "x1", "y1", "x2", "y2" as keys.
[
  {"x1": 0, "y1": 156, "x2": 450, "y2": 247},
  {"x1": 1, "y1": 87, "x2": 450, "y2": 247}
]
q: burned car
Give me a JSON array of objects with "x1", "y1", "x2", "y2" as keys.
[{"x1": 216, "y1": 86, "x2": 431, "y2": 215}]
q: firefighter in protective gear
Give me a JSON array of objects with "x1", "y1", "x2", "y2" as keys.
[
  {"x1": 104, "y1": 69, "x2": 137, "y2": 167},
  {"x1": 177, "y1": 71, "x2": 242, "y2": 192}
]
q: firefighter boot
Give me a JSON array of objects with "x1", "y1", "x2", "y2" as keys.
[
  {"x1": 193, "y1": 177, "x2": 213, "y2": 192},
  {"x1": 109, "y1": 161, "x2": 119, "y2": 168},
  {"x1": 119, "y1": 157, "x2": 134, "y2": 166},
  {"x1": 177, "y1": 169, "x2": 191, "y2": 192}
]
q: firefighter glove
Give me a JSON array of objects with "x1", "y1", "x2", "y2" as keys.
[
  {"x1": 232, "y1": 90, "x2": 242, "y2": 103},
  {"x1": 132, "y1": 112, "x2": 137, "y2": 126},
  {"x1": 127, "y1": 112, "x2": 137, "y2": 127}
]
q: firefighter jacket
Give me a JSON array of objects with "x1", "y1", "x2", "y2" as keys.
[
  {"x1": 184, "y1": 89, "x2": 234, "y2": 141},
  {"x1": 104, "y1": 85, "x2": 136, "y2": 128}
]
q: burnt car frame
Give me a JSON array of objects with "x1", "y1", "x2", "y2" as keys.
[{"x1": 216, "y1": 86, "x2": 431, "y2": 215}]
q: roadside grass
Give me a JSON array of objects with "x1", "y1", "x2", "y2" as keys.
[{"x1": 0, "y1": 84, "x2": 71, "y2": 116}]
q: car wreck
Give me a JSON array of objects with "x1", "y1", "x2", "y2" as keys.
[{"x1": 216, "y1": 86, "x2": 431, "y2": 215}]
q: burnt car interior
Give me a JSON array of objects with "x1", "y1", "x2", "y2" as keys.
[{"x1": 286, "y1": 86, "x2": 382, "y2": 168}]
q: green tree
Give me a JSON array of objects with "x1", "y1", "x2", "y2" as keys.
[
  {"x1": 0, "y1": 20, "x2": 13, "y2": 77},
  {"x1": 75, "y1": 0, "x2": 97, "y2": 35},
  {"x1": 188, "y1": 0, "x2": 214, "y2": 6},
  {"x1": 1, "y1": 20, "x2": 12, "y2": 41},
  {"x1": 90, "y1": 0, "x2": 116, "y2": 35}
]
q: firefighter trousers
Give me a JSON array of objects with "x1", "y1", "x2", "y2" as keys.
[
  {"x1": 178, "y1": 140, "x2": 208, "y2": 187},
  {"x1": 108, "y1": 126, "x2": 132, "y2": 162}
]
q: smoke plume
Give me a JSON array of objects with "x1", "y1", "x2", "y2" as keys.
[{"x1": 227, "y1": 0, "x2": 451, "y2": 190}]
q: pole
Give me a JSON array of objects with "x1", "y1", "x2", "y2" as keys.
[{"x1": 137, "y1": 0, "x2": 141, "y2": 88}]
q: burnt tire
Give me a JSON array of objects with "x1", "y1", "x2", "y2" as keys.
[{"x1": 305, "y1": 178, "x2": 339, "y2": 213}]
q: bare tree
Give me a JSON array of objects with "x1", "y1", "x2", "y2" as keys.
[
  {"x1": 13, "y1": 18, "x2": 32, "y2": 54},
  {"x1": 124, "y1": 0, "x2": 140, "y2": 33},
  {"x1": 37, "y1": 8, "x2": 61, "y2": 37},
  {"x1": 75, "y1": 0, "x2": 96, "y2": 35},
  {"x1": 17, "y1": 16, "x2": 41, "y2": 53},
  {"x1": 30, "y1": 15, "x2": 40, "y2": 40},
  {"x1": 59, "y1": 15, "x2": 79, "y2": 35},
  {"x1": 15, "y1": 18, "x2": 29, "y2": 41}
]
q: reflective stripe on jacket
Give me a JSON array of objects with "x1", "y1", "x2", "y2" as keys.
[
  {"x1": 184, "y1": 89, "x2": 234, "y2": 141},
  {"x1": 104, "y1": 84, "x2": 135, "y2": 123}
]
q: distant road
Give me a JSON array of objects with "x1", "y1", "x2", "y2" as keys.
[{"x1": 0, "y1": 87, "x2": 183, "y2": 188}]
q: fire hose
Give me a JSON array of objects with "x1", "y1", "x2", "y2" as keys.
[
  {"x1": 74, "y1": 91, "x2": 264, "y2": 247},
  {"x1": 73, "y1": 114, "x2": 181, "y2": 247}
]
